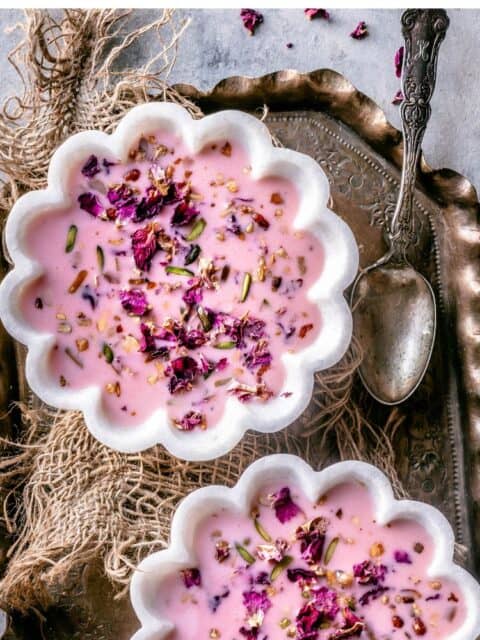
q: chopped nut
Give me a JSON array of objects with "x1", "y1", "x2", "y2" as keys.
[
  {"x1": 392, "y1": 615, "x2": 404, "y2": 629},
  {"x1": 226, "y1": 179, "x2": 238, "y2": 193},
  {"x1": 412, "y1": 618, "x2": 427, "y2": 636},
  {"x1": 429, "y1": 580, "x2": 442, "y2": 591},
  {"x1": 274, "y1": 207, "x2": 284, "y2": 217},
  {"x1": 57, "y1": 322, "x2": 72, "y2": 333},
  {"x1": 279, "y1": 618, "x2": 290, "y2": 629},
  {"x1": 76, "y1": 338, "x2": 89, "y2": 352},
  {"x1": 270, "y1": 192, "x2": 284, "y2": 205},
  {"x1": 209, "y1": 629, "x2": 221, "y2": 639},
  {"x1": 220, "y1": 141, "x2": 232, "y2": 157},
  {"x1": 369, "y1": 542, "x2": 385, "y2": 558}
]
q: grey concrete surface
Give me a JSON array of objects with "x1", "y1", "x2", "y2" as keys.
[{"x1": 0, "y1": 8, "x2": 479, "y2": 192}]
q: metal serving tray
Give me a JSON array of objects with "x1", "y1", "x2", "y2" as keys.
[{"x1": 1, "y1": 68, "x2": 479, "y2": 638}]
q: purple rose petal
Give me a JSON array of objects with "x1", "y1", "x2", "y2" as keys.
[
  {"x1": 119, "y1": 289, "x2": 148, "y2": 316},
  {"x1": 242, "y1": 589, "x2": 271, "y2": 616},
  {"x1": 240, "y1": 8, "x2": 263, "y2": 35},
  {"x1": 171, "y1": 200, "x2": 200, "y2": 226},
  {"x1": 81, "y1": 154, "x2": 101, "y2": 178},
  {"x1": 311, "y1": 586, "x2": 339, "y2": 620},
  {"x1": 131, "y1": 224, "x2": 158, "y2": 271},
  {"x1": 350, "y1": 21, "x2": 368, "y2": 39},
  {"x1": 394, "y1": 549, "x2": 412, "y2": 564},
  {"x1": 395, "y1": 46, "x2": 404, "y2": 78},
  {"x1": 304, "y1": 8, "x2": 329, "y2": 20},
  {"x1": 392, "y1": 89, "x2": 404, "y2": 105},
  {"x1": 353, "y1": 560, "x2": 387, "y2": 585},
  {"x1": 180, "y1": 567, "x2": 201, "y2": 588},
  {"x1": 78, "y1": 192, "x2": 104, "y2": 217},
  {"x1": 173, "y1": 410, "x2": 205, "y2": 431},
  {"x1": 271, "y1": 487, "x2": 301, "y2": 523}
]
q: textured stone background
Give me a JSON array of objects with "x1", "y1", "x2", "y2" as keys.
[{"x1": 0, "y1": 8, "x2": 479, "y2": 192}]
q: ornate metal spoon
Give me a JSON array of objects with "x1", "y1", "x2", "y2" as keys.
[{"x1": 351, "y1": 9, "x2": 449, "y2": 405}]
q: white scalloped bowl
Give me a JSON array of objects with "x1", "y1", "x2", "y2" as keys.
[
  {"x1": 130, "y1": 454, "x2": 480, "y2": 640},
  {"x1": 0, "y1": 103, "x2": 358, "y2": 460}
]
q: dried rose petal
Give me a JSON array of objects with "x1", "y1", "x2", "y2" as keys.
[
  {"x1": 119, "y1": 289, "x2": 148, "y2": 316},
  {"x1": 271, "y1": 487, "x2": 301, "y2": 523},
  {"x1": 256, "y1": 543, "x2": 284, "y2": 562},
  {"x1": 296, "y1": 601, "x2": 322, "y2": 640},
  {"x1": 180, "y1": 567, "x2": 201, "y2": 588},
  {"x1": 244, "y1": 316, "x2": 266, "y2": 340},
  {"x1": 173, "y1": 410, "x2": 205, "y2": 431},
  {"x1": 353, "y1": 560, "x2": 387, "y2": 585},
  {"x1": 243, "y1": 339, "x2": 272, "y2": 371},
  {"x1": 209, "y1": 587, "x2": 230, "y2": 613},
  {"x1": 139, "y1": 323, "x2": 169, "y2": 360},
  {"x1": 287, "y1": 567, "x2": 317, "y2": 583},
  {"x1": 135, "y1": 185, "x2": 166, "y2": 222},
  {"x1": 215, "y1": 540, "x2": 231, "y2": 563},
  {"x1": 228, "y1": 381, "x2": 273, "y2": 403},
  {"x1": 395, "y1": 46, "x2": 404, "y2": 78},
  {"x1": 171, "y1": 200, "x2": 200, "y2": 226},
  {"x1": 81, "y1": 285, "x2": 98, "y2": 310},
  {"x1": 239, "y1": 628, "x2": 260, "y2": 640},
  {"x1": 131, "y1": 224, "x2": 158, "y2": 271},
  {"x1": 179, "y1": 328, "x2": 208, "y2": 349},
  {"x1": 296, "y1": 517, "x2": 328, "y2": 564},
  {"x1": 394, "y1": 549, "x2": 412, "y2": 564},
  {"x1": 78, "y1": 192, "x2": 104, "y2": 217},
  {"x1": 102, "y1": 158, "x2": 116, "y2": 174},
  {"x1": 182, "y1": 278, "x2": 204, "y2": 306},
  {"x1": 225, "y1": 213, "x2": 243, "y2": 237},
  {"x1": 107, "y1": 183, "x2": 138, "y2": 220},
  {"x1": 350, "y1": 21, "x2": 368, "y2": 39},
  {"x1": 304, "y1": 8, "x2": 329, "y2": 20},
  {"x1": 358, "y1": 585, "x2": 389, "y2": 606},
  {"x1": 392, "y1": 89, "x2": 404, "y2": 105},
  {"x1": 242, "y1": 589, "x2": 271, "y2": 616},
  {"x1": 311, "y1": 586, "x2": 339, "y2": 620},
  {"x1": 167, "y1": 356, "x2": 199, "y2": 394},
  {"x1": 240, "y1": 8, "x2": 263, "y2": 35},
  {"x1": 81, "y1": 155, "x2": 101, "y2": 178}
]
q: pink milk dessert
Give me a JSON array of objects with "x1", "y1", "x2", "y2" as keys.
[
  {"x1": 21, "y1": 132, "x2": 323, "y2": 433},
  {"x1": 157, "y1": 481, "x2": 466, "y2": 640}
]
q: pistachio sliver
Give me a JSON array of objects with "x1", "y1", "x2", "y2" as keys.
[
  {"x1": 324, "y1": 536, "x2": 339, "y2": 565},
  {"x1": 270, "y1": 555, "x2": 293, "y2": 581},
  {"x1": 96, "y1": 245, "x2": 105, "y2": 272},
  {"x1": 165, "y1": 266, "x2": 194, "y2": 277},
  {"x1": 186, "y1": 218, "x2": 206, "y2": 241},
  {"x1": 235, "y1": 543, "x2": 256, "y2": 565},
  {"x1": 254, "y1": 517, "x2": 272, "y2": 542},
  {"x1": 184, "y1": 243, "x2": 201, "y2": 265},
  {"x1": 214, "y1": 340, "x2": 236, "y2": 349},
  {"x1": 197, "y1": 305, "x2": 212, "y2": 331},
  {"x1": 240, "y1": 272, "x2": 252, "y2": 302},
  {"x1": 102, "y1": 343, "x2": 114, "y2": 364},
  {"x1": 65, "y1": 224, "x2": 78, "y2": 253}
]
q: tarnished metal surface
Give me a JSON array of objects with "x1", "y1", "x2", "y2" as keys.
[
  {"x1": 351, "y1": 9, "x2": 448, "y2": 405},
  {"x1": 2, "y1": 68, "x2": 479, "y2": 636}
]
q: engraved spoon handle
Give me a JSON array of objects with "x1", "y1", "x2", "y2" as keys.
[{"x1": 389, "y1": 9, "x2": 449, "y2": 246}]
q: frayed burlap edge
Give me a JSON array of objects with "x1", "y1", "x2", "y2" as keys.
[{"x1": 0, "y1": 9, "x2": 465, "y2": 614}]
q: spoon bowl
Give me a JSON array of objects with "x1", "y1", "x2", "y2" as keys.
[{"x1": 352, "y1": 262, "x2": 436, "y2": 404}]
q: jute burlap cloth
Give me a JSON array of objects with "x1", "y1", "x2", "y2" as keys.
[{"x1": 0, "y1": 9, "x2": 419, "y2": 614}]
